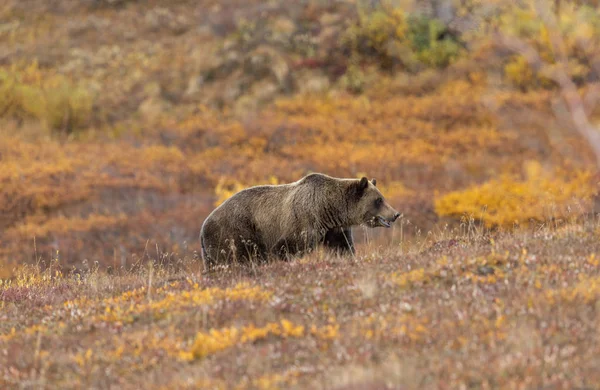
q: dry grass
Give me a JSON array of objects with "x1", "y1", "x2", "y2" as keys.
[{"x1": 2, "y1": 222, "x2": 600, "y2": 389}]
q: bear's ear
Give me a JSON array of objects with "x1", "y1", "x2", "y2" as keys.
[
  {"x1": 371, "y1": 178, "x2": 377, "y2": 187},
  {"x1": 350, "y1": 177, "x2": 370, "y2": 198},
  {"x1": 359, "y1": 177, "x2": 369, "y2": 190}
]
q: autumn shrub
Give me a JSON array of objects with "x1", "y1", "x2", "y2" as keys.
[
  {"x1": 341, "y1": 5, "x2": 407, "y2": 67},
  {"x1": 498, "y1": 3, "x2": 600, "y2": 89},
  {"x1": 0, "y1": 62, "x2": 94, "y2": 134},
  {"x1": 182, "y1": 319, "x2": 306, "y2": 361},
  {"x1": 339, "y1": 61, "x2": 367, "y2": 94},
  {"x1": 341, "y1": 4, "x2": 462, "y2": 73},
  {"x1": 503, "y1": 55, "x2": 542, "y2": 90},
  {"x1": 434, "y1": 161, "x2": 595, "y2": 228},
  {"x1": 406, "y1": 14, "x2": 462, "y2": 68}
]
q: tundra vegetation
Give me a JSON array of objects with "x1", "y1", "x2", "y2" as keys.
[{"x1": 2, "y1": 0, "x2": 600, "y2": 388}]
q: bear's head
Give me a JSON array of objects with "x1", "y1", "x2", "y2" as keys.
[{"x1": 350, "y1": 177, "x2": 401, "y2": 228}]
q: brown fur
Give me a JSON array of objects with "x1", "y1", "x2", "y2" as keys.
[{"x1": 200, "y1": 173, "x2": 400, "y2": 271}]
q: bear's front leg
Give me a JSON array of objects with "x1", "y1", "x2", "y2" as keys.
[{"x1": 323, "y1": 227, "x2": 355, "y2": 256}]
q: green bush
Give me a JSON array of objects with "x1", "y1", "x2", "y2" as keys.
[
  {"x1": 341, "y1": 5, "x2": 462, "y2": 74},
  {"x1": 407, "y1": 15, "x2": 462, "y2": 68},
  {"x1": 340, "y1": 61, "x2": 366, "y2": 93}
]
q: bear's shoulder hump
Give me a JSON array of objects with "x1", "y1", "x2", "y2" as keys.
[{"x1": 299, "y1": 173, "x2": 333, "y2": 184}]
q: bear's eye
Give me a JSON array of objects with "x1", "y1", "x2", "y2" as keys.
[{"x1": 375, "y1": 197, "x2": 383, "y2": 207}]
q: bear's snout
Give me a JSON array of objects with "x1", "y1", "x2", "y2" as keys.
[
  {"x1": 369, "y1": 204, "x2": 401, "y2": 229},
  {"x1": 381, "y1": 203, "x2": 400, "y2": 221}
]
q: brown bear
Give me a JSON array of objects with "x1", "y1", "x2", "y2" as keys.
[{"x1": 200, "y1": 173, "x2": 401, "y2": 271}]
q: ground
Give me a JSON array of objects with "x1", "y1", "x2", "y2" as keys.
[{"x1": 2, "y1": 222, "x2": 600, "y2": 389}]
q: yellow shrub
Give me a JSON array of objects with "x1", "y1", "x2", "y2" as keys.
[
  {"x1": 389, "y1": 268, "x2": 427, "y2": 288},
  {"x1": 183, "y1": 318, "x2": 338, "y2": 361},
  {"x1": 0, "y1": 61, "x2": 93, "y2": 133},
  {"x1": 344, "y1": 6, "x2": 407, "y2": 54},
  {"x1": 341, "y1": 5, "x2": 409, "y2": 72},
  {"x1": 498, "y1": 3, "x2": 600, "y2": 88},
  {"x1": 188, "y1": 327, "x2": 240, "y2": 359},
  {"x1": 434, "y1": 161, "x2": 595, "y2": 228},
  {"x1": 185, "y1": 319, "x2": 305, "y2": 360},
  {"x1": 504, "y1": 56, "x2": 536, "y2": 90}
]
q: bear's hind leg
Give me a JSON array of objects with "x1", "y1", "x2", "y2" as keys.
[
  {"x1": 200, "y1": 225, "x2": 241, "y2": 272},
  {"x1": 323, "y1": 228, "x2": 355, "y2": 256},
  {"x1": 238, "y1": 236, "x2": 268, "y2": 265}
]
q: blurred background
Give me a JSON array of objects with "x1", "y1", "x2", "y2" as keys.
[{"x1": 1, "y1": 0, "x2": 600, "y2": 274}]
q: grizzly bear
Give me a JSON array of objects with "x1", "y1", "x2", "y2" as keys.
[{"x1": 200, "y1": 173, "x2": 401, "y2": 271}]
